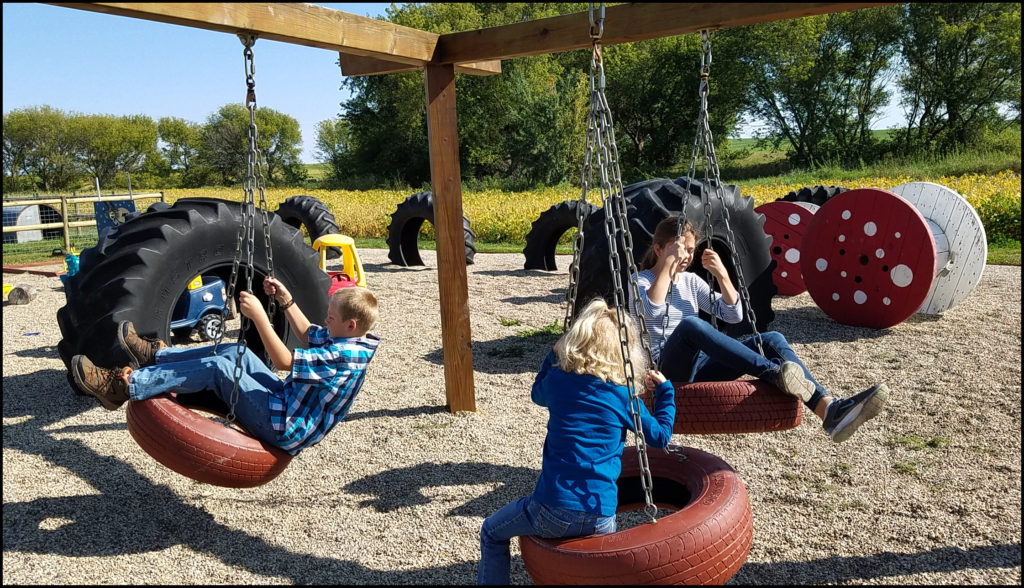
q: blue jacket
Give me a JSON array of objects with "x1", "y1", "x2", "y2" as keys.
[{"x1": 530, "y1": 351, "x2": 675, "y2": 516}]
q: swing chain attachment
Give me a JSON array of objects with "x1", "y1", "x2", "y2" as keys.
[
  {"x1": 214, "y1": 33, "x2": 277, "y2": 425},
  {"x1": 571, "y1": 2, "x2": 658, "y2": 523},
  {"x1": 663, "y1": 29, "x2": 764, "y2": 358}
]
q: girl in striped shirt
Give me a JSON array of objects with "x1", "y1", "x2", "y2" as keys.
[{"x1": 631, "y1": 215, "x2": 887, "y2": 443}]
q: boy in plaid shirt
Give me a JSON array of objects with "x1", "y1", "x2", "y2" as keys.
[{"x1": 71, "y1": 276, "x2": 380, "y2": 455}]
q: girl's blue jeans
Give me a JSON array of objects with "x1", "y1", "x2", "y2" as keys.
[
  {"x1": 478, "y1": 495, "x2": 616, "y2": 585},
  {"x1": 659, "y1": 316, "x2": 827, "y2": 410},
  {"x1": 127, "y1": 343, "x2": 284, "y2": 446}
]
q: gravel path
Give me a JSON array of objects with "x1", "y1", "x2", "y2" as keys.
[{"x1": 3, "y1": 250, "x2": 1021, "y2": 585}]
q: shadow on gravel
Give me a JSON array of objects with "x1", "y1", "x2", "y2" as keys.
[
  {"x1": 9, "y1": 343, "x2": 62, "y2": 359},
  {"x1": 0, "y1": 370, "x2": 503, "y2": 584},
  {"x1": 769, "y1": 306, "x2": 891, "y2": 344},
  {"x1": 731, "y1": 543, "x2": 1022, "y2": 584},
  {"x1": 344, "y1": 461, "x2": 537, "y2": 515},
  {"x1": 424, "y1": 335, "x2": 556, "y2": 374},
  {"x1": 500, "y1": 289, "x2": 566, "y2": 305},
  {"x1": 475, "y1": 268, "x2": 562, "y2": 278}
]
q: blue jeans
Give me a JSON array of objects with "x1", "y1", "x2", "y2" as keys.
[
  {"x1": 478, "y1": 495, "x2": 616, "y2": 585},
  {"x1": 128, "y1": 343, "x2": 284, "y2": 447},
  {"x1": 660, "y1": 316, "x2": 827, "y2": 409}
]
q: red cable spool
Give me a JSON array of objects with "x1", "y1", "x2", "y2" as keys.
[
  {"x1": 800, "y1": 188, "x2": 937, "y2": 329},
  {"x1": 754, "y1": 200, "x2": 819, "y2": 296},
  {"x1": 519, "y1": 445, "x2": 753, "y2": 585},
  {"x1": 126, "y1": 392, "x2": 293, "y2": 488}
]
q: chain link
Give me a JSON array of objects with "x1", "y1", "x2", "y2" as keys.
[
  {"x1": 211, "y1": 34, "x2": 280, "y2": 425},
  {"x1": 657, "y1": 30, "x2": 764, "y2": 361},
  {"x1": 570, "y1": 3, "x2": 658, "y2": 523}
]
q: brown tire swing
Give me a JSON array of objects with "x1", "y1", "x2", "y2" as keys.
[
  {"x1": 126, "y1": 35, "x2": 293, "y2": 488},
  {"x1": 519, "y1": 11, "x2": 755, "y2": 585}
]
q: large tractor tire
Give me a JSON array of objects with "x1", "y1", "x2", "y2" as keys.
[
  {"x1": 275, "y1": 194, "x2": 342, "y2": 260},
  {"x1": 522, "y1": 200, "x2": 598, "y2": 271},
  {"x1": 386, "y1": 191, "x2": 476, "y2": 266},
  {"x1": 57, "y1": 198, "x2": 331, "y2": 394},
  {"x1": 777, "y1": 185, "x2": 848, "y2": 207},
  {"x1": 573, "y1": 176, "x2": 777, "y2": 338}
]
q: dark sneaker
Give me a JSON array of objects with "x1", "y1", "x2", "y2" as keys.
[
  {"x1": 118, "y1": 320, "x2": 166, "y2": 368},
  {"x1": 824, "y1": 383, "x2": 889, "y2": 443},
  {"x1": 71, "y1": 355, "x2": 131, "y2": 410},
  {"x1": 765, "y1": 361, "x2": 815, "y2": 403}
]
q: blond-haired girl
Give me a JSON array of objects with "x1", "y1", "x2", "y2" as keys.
[{"x1": 477, "y1": 298, "x2": 675, "y2": 585}]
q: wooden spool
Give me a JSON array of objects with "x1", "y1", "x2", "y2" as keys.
[
  {"x1": 800, "y1": 188, "x2": 937, "y2": 329},
  {"x1": 755, "y1": 200, "x2": 819, "y2": 296},
  {"x1": 888, "y1": 182, "x2": 987, "y2": 315}
]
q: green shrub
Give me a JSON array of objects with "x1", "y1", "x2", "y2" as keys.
[{"x1": 976, "y1": 192, "x2": 1022, "y2": 242}]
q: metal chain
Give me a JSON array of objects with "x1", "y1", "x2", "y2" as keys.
[
  {"x1": 579, "y1": 2, "x2": 658, "y2": 523},
  {"x1": 213, "y1": 34, "x2": 279, "y2": 425},
  {"x1": 661, "y1": 30, "x2": 764, "y2": 358}
]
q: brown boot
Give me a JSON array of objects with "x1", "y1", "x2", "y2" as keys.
[
  {"x1": 117, "y1": 320, "x2": 167, "y2": 368},
  {"x1": 71, "y1": 355, "x2": 132, "y2": 410}
]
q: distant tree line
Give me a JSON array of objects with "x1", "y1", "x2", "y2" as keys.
[{"x1": 3, "y1": 3, "x2": 1020, "y2": 193}]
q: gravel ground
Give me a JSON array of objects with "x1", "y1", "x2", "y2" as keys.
[{"x1": 3, "y1": 249, "x2": 1021, "y2": 585}]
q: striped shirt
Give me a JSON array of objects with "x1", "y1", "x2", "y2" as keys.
[
  {"x1": 630, "y1": 269, "x2": 743, "y2": 363},
  {"x1": 269, "y1": 326, "x2": 380, "y2": 455}
]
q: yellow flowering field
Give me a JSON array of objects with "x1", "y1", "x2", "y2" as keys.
[{"x1": 163, "y1": 170, "x2": 1020, "y2": 244}]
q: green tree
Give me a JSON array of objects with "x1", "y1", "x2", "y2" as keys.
[
  {"x1": 73, "y1": 114, "x2": 159, "y2": 188},
  {"x1": 314, "y1": 117, "x2": 352, "y2": 187},
  {"x1": 339, "y1": 2, "x2": 589, "y2": 188},
  {"x1": 2, "y1": 109, "x2": 36, "y2": 192},
  {"x1": 894, "y1": 3, "x2": 1022, "y2": 154},
  {"x1": 201, "y1": 103, "x2": 304, "y2": 186},
  {"x1": 20, "y1": 105, "x2": 82, "y2": 192},
  {"x1": 157, "y1": 116, "x2": 210, "y2": 186}
]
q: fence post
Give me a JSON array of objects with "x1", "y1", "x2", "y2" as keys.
[{"x1": 61, "y1": 193, "x2": 71, "y2": 252}]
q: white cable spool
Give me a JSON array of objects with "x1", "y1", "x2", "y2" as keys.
[{"x1": 889, "y1": 182, "x2": 988, "y2": 315}]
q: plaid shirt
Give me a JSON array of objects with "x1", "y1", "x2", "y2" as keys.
[{"x1": 269, "y1": 326, "x2": 380, "y2": 455}]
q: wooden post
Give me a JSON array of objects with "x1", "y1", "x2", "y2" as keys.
[
  {"x1": 424, "y1": 63, "x2": 476, "y2": 413},
  {"x1": 60, "y1": 194, "x2": 71, "y2": 252}
]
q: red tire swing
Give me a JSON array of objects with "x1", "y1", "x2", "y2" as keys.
[
  {"x1": 520, "y1": 446, "x2": 753, "y2": 585},
  {"x1": 126, "y1": 35, "x2": 292, "y2": 488},
  {"x1": 522, "y1": 16, "x2": 758, "y2": 585},
  {"x1": 127, "y1": 393, "x2": 292, "y2": 488}
]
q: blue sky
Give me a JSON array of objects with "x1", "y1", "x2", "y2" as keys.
[
  {"x1": 4, "y1": 3, "x2": 907, "y2": 165},
  {"x1": 3, "y1": 3, "x2": 394, "y2": 164}
]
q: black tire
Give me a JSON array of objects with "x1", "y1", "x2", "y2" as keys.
[
  {"x1": 386, "y1": 191, "x2": 477, "y2": 266},
  {"x1": 275, "y1": 194, "x2": 342, "y2": 260},
  {"x1": 522, "y1": 200, "x2": 598, "y2": 271},
  {"x1": 776, "y1": 185, "x2": 848, "y2": 207},
  {"x1": 56, "y1": 198, "x2": 331, "y2": 393},
  {"x1": 573, "y1": 176, "x2": 777, "y2": 338}
]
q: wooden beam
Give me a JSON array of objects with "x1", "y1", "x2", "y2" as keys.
[
  {"x1": 339, "y1": 54, "x2": 501, "y2": 78},
  {"x1": 424, "y1": 63, "x2": 476, "y2": 414},
  {"x1": 435, "y1": 2, "x2": 895, "y2": 63},
  {"x1": 46, "y1": 2, "x2": 500, "y2": 74}
]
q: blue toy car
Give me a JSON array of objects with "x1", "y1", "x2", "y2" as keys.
[{"x1": 170, "y1": 275, "x2": 229, "y2": 341}]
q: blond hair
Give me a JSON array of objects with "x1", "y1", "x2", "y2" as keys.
[
  {"x1": 330, "y1": 287, "x2": 379, "y2": 335},
  {"x1": 557, "y1": 297, "x2": 647, "y2": 386}
]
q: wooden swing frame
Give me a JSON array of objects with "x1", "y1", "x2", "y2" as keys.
[{"x1": 48, "y1": 2, "x2": 892, "y2": 413}]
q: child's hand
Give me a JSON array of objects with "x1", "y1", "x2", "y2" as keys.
[
  {"x1": 263, "y1": 276, "x2": 290, "y2": 302},
  {"x1": 238, "y1": 290, "x2": 265, "y2": 321},
  {"x1": 644, "y1": 369, "x2": 667, "y2": 391}
]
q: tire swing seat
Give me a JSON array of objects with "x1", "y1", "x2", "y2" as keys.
[
  {"x1": 126, "y1": 391, "x2": 292, "y2": 488},
  {"x1": 670, "y1": 379, "x2": 801, "y2": 435},
  {"x1": 520, "y1": 445, "x2": 754, "y2": 585}
]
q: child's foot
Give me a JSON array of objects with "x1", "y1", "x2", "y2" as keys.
[
  {"x1": 71, "y1": 355, "x2": 132, "y2": 410},
  {"x1": 765, "y1": 361, "x2": 815, "y2": 403},
  {"x1": 118, "y1": 320, "x2": 167, "y2": 368},
  {"x1": 823, "y1": 383, "x2": 889, "y2": 443}
]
